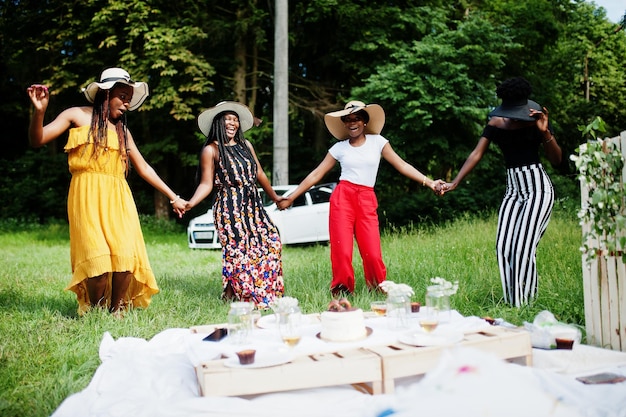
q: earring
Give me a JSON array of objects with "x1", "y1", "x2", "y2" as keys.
[{"x1": 364, "y1": 123, "x2": 367, "y2": 126}]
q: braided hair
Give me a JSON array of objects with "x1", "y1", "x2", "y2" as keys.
[
  {"x1": 196, "y1": 110, "x2": 256, "y2": 185},
  {"x1": 87, "y1": 84, "x2": 130, "y2": 175}
]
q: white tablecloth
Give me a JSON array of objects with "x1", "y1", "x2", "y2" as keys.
[{"x1": 51, "y1": 312, "x2": 626, "y2": 417}]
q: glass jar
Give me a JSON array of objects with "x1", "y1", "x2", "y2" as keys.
[
  {"x1": 277, "y1": 304, "x2": 301, "y2": 325},
  {"x1": 278, "y1": 304, "x2": 302, "y2": 347},
  {"x1": 425, "y1": 285, "x2": 451, "y2": 323},
  {"x1": 386, "y1": 293, "x2": 411, "y2": 329},
  {"x1": 227, "y1": 301, "x2": 254, "y2": 344}
]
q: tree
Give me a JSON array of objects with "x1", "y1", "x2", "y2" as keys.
[{"x1": 2, "y1": 0, "x2": 625, "y2": 226}]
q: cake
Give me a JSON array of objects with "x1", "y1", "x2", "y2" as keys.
[
  {"x1": 320, "y1": 308, "x2": 367, "y2": 342},
  {"x1": 235, "y1": 349, "x2": 256, "y2": 364}
]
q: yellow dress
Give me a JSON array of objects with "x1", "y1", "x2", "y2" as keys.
[{"x1": 64, "y1": 125, "x2": 159, "y2": 314}]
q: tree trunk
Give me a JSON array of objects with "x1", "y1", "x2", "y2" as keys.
[
  {"x1": 234, "y1": 10, "x2": 247, "y2": 103},
  {"x1": 273, "y1": 0, "x2": 289, "y2": 185},
  {"x1": 250, "y1": 41, "x2": 258, "y2": 112},
  {"x1": 154, "y1": 188, "x2": 169, "y2": 219}
]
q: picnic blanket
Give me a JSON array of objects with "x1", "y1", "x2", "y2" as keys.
[{"x1": 51, "y1": 327, "x2": 626, "y2": 417}]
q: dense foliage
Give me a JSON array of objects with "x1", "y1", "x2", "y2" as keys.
[
  {"x1": 572, "y1": 117, "x2": 626, "y2": 263},
  {"x1": 1, "y1": 0, "x2": 625, "y2": 226}
]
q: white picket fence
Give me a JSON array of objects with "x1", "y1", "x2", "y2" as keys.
[{"x1": 580, "y1": 130, "x2": 626, "y2": 351}]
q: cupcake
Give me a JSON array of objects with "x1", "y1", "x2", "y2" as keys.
[
  {"x1": 236, "y1": 349, "x2": 256, "y2": 364},
  {"x1": 555, "y1": 338, "x2": 574, "y2": 350}
]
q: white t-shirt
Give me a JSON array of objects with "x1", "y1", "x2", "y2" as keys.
[{"x1": 329, "y1": 134, "x2": 389, "y2": 187}]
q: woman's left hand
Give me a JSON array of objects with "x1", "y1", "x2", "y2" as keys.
[{"x1": 530, "y1": 107, "x2": 550, "y2": 133}]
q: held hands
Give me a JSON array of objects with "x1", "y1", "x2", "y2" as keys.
[
  {"x1": 171, "y1": 198, "x2": 188, "y2": 218},
  {"x1": 434, "y1": 181, "x2": 456, "y2": 196},
  {"x1": 276, "y1": 197, "x2": 291, "y2": 211},
  {"x1": 430, "y1": 179, "x2": 447, "y2": 196}
]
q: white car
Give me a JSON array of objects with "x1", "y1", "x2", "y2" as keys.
[{"x1": 187, "y1": 183, "x2": 336, "y2": 249}]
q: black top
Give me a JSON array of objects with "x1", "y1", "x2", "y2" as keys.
[{"x1": 482, "y1": 124, "x2": 545, "y2": 168}]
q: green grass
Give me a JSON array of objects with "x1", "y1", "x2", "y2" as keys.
[{"x1": 0, "y1": 207, "x2": 584, "y2": 417}]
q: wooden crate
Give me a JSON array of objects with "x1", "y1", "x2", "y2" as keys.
[
  {"x1": 196, "y1": 347, "x2": 383, "y2": 397},
  {"x1": 365, "y1": 326, "x2": 532, "y2": 394},
  {"x1": 579, "y1": 132, "x2": 626, "y2": 352}
]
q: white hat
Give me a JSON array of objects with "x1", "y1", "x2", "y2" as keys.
[
  {"x1": 83, "y1": 68, "x2": 149, "y2": 111},
  {"x1": 197, "y1": 101, "x2": 255, "y2": 137},
  {"x1": 324, "y1": 100, "x2": 385, "y2": 140}
]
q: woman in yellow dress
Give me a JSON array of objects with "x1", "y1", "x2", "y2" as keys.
[{"x1": 27, "y1": 67, "x2": 186, "y2": 315}]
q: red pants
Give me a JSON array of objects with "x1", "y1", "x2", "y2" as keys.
[{"x1": 329, "y1": 181, "x2": 386, "y2": 292}]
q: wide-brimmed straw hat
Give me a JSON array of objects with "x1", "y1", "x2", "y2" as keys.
[
  {"x1": 488, "y1": 98, "x2": 542, "y2": 122},
  {"x1": 324, "y1": 100, "x2": 385, "y2": 140},
  {"x1": 197, "y1": 101, "x2": 255, "y2": 137},
  {"x1": 83, "y1": 68, "x2": 149, "y2": 111}
]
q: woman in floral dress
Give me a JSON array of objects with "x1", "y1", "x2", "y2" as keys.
[{"x1": 186, "y1": 101, "x2": 284, "y2": 309}]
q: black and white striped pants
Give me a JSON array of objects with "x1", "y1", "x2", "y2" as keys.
[{"x1": 496, "y1": 163, "x2": 554, "y2": 307}]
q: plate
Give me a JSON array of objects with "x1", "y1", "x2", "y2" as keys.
[
  {"x1": 255, "y1": 314, "x2": 278, "y2": 329},
  {"x1": 315, "y1": 327, "x2": 373, "y2": 342},
  {"x1": 224, "y1": 351, "x2": 294, "y2": 369},
  {"x1": 256, "y1": 314, "x2": 319, "y2": 329},
  {"x1": 398, "y1": 329, "x2": 463, "y2": 347}
]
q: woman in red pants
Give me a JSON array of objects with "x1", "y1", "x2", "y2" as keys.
[{"x1": 278, "y1": 101, "x2": 442, "y2": 296}]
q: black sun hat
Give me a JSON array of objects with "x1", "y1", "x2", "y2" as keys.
[{"x1": 488, "y1": 98, "x2": 542, "y2": 122}]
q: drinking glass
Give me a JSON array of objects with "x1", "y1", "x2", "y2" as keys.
[
  {"x1": 370, "y1": 301, "x2": 387, "y2": 316},
  {"x1": 227, "y1": 301, "x2": 254, "y2": 344},
  {"x1": 419, "y1": 308, "x2": 439, "y2": 333},
  {"x1": 421, "y1": 287, "x2": 444, "y2": 333},
  {"x1": 278, "y1": 309, "x2": 302, "y2": 347}
]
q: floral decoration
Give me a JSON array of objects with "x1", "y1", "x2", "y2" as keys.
[
  {"x1": 270, "y1": 296, "x2": 299, "y2": 312},
  {"x1": 378, "y1": 281, "x2": 415, "y2": 298},
  {"x1": 429, "y1": 277, "x2": 459, "y2": 296}
]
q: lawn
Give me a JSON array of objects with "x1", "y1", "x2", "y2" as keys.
[{"x1": 0, "y1": 206, "x2": 584, "y2": 417}]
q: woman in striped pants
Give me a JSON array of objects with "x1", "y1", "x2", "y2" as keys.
[{"x1": 440, "y1": 77, "x2": 562, "y2": 307}]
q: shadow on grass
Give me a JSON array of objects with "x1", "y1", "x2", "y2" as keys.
[{"x1": 0, "y1": 288, "x2": 78, "y2": 319}]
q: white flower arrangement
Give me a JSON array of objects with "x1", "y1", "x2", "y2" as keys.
[
  {"x1": 270, "y1": 296, "x2": 299, "y2": 312},
  {"x1": 379, "y1": 280, "x2": 415, "y2": 298},
  {"x1": 429, "y1": 277, "x2": 459, "y2": 296}
]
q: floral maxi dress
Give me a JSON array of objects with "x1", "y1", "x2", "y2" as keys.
[{"x1": 213, "y1": 142, "x2": 284, "y2": 309}]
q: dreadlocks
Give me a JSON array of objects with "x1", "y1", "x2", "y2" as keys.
[{"x1": 88, "y1": 84, "x2": 130, "y2": 176}]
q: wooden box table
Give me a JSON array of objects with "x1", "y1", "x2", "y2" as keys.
[
  {"x1": 195, "y1": 347, "x2": 383, "y2": 397},
  {"x1": 365, "y1": 326, "x2": 532, "y2": 393},
  {"x1": 192, "y1": 318, "x2": 531, "y2": 397}
]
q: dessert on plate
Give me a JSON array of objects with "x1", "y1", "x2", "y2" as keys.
[
  {"x1": 236, "y1": 349, "x2": 256, "y2": 364},
  {"x1": 320, "y1": 298, "x2": 368, "y2": 342}
]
